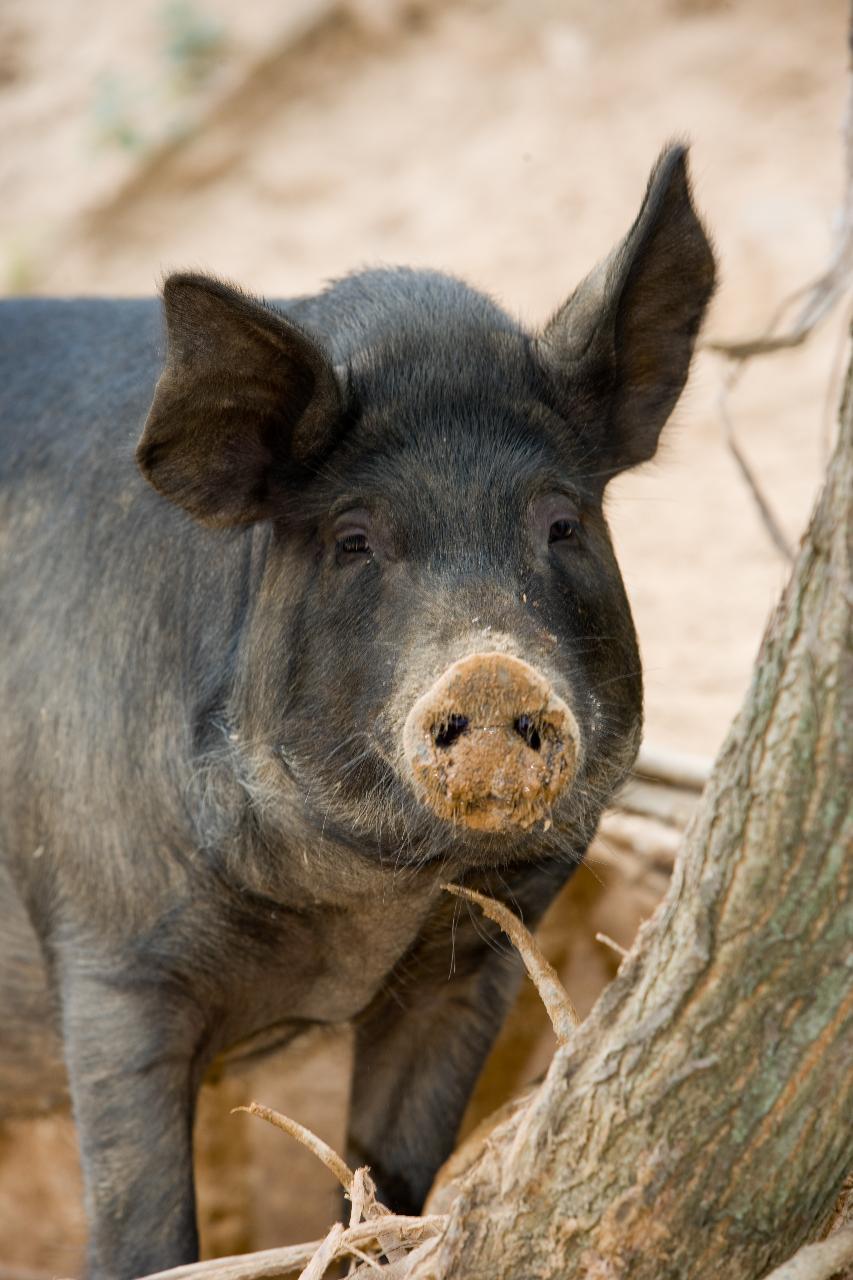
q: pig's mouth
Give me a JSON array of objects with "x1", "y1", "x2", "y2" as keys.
[{"x1": 262, "y1": 723, "x2": 602, "y2": 873}]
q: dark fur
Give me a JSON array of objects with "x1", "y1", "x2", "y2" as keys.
[{"x1": 0, "y1": 147, "x2": 714, "y2": 1278}]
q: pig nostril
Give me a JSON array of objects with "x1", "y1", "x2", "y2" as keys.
[
  {"x1": 514, "y1": 716, "x2": 541, "y2": 752},
  {"x1": 433, "y1": 715, "x2": 469, "y2": 750}
]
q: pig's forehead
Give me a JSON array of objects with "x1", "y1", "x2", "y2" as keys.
[
  {"x1": 347, "y1": 320, "x2": 535, "y2": 405},
  {"x1": 329, "y1": 401, "x2": 586, "y2": 515},
  {"x1": 346, "y1": 342, "x2": 563, "y2": 458},
  {"x1": 325, "y1": 322, "x2": 600, "y2": 506}
]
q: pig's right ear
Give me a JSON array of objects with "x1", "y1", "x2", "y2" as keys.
[
  {"x1": 137, "y1": 274, "x2": 342, "y2": 527},
  {"x1": 536, "y1": 146, "x2": 716, "y2": 484}
]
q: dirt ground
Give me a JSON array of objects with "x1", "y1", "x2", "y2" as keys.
[{"x1": 0, "y1": 0, "x2": 848, "y2": 1272}]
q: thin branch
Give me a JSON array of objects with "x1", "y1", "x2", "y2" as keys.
[
  {"x1": 703, "y1": 34, "x2": 853, "y2": 563},
  {"x1": 232, "y1": 1103, "x2": 355, "y2": 1193},
  {"x1": 705, "y1": 264, "x2": 852, "y2": 360},
  {"x1": 633, "y1": 744, "x2": 713, "y2": 792},
  {"x1": 760, "y1": 1226, "x2": 853, "y2": 1280},
  {"x1": 442, "y1": 883, "x2": 580, "y2": 1043},
  {"x1": 716, "y1": 377, "x2": 796, "y2": 561},
  {"x1": 595, "y1": 931, "x2": 628, "y2": 959}
]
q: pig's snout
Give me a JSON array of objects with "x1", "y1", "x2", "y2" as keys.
[{"x1": 402, "y1": 652, "x2": 579, "y2": 832}]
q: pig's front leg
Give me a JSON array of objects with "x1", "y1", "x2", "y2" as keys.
[
  {"x1": 346, "y1": 862, "x2": 573, "y2": 1214},
  {"x1": 60, "y1": 969, "x2": 205, "y2": 1280}
]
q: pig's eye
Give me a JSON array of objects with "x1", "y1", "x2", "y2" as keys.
[
  {"x1": 333, "y1": 510, "x2": 373, "y2": 562},
  {"x1": 548, "y1": 517, "x2": 580, "y2": 543},
  {"x1": 336, "y1": 532, "x2": 371, "y2": 556},
  {"x1": 531, "y1": 494, "x2": 582, "y2": 552}
]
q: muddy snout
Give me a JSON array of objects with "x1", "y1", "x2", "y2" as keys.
[{"x1": 402, "y1": 652, "x2": 579, "y2": 832}]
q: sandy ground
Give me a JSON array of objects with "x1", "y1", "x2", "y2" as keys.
[{"x1": 0, "y1": 0, "x2": 849, "y2": 1271}]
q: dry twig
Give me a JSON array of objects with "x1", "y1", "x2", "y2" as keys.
[
  {"x1": 232, "y1": 1103, "x2": 354, "y2": 1193},
  {"x1": 442, "y1": 883, "x2": 580, "y2": 1043},
  {"x1": 713, "y1": 370, "x2": 797, "y2": 562},
  {"x1": 595, "y1": 931, "x2": 628, "y2": 959}
]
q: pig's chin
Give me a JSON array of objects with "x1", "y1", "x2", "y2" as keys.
[
  {"x1": 241, "y1": 728, "x2": 596, "y2": 871},
  {"x1": 317, "y1": 769, "x2": 586, "y2": 872}
]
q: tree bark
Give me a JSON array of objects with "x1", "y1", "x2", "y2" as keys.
[{"x1": 412, "y1": 364, "x2": 853, "y2": 1277}]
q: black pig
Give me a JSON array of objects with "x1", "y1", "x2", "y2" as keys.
[{"x1": 0, "y1": 147, "x2": 714, "y2": 1278}]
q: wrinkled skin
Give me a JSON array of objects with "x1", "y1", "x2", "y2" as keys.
[{"x1": 0, "y1": 146, "x2": 714, "y2": 1278}]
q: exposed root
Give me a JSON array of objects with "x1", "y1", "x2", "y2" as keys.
[
  {"x1": 760, "y1": 1226, "x2": 853, "y2": 1280},
  {"x1": 442, "y1": 883, "x2": 580, "y2": 1044}
]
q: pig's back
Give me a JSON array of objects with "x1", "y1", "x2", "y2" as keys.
[{"x1": 0, "y1": 296, "x2": 162, "y2": 457}]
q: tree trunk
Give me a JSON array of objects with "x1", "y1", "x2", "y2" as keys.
[{"x1": 413, "y1": 365, "x2": 853, "y2": 1278}]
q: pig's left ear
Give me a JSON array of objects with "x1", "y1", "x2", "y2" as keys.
[
  {"x1": 137, "y1": 274, "x2": 342, "y2": 527},
  {"x1": 537, "y1": 145, "x2": 716, "y2": 482}
]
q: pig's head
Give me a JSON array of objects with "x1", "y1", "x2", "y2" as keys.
[{"x1": 137, "y1": 146, "x2": 714, "y2": 872}]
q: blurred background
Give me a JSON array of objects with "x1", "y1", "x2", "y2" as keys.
[{"x1": 0, "y1": 0, "x2": 848, "y2": 1272}]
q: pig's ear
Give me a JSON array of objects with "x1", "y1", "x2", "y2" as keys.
[
  {"x1": 137, "y1": 274, "x2": 342, "y2": 526},
  {"x1": 537, "y1": 145, "x2": 716, "y2": 482}
]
